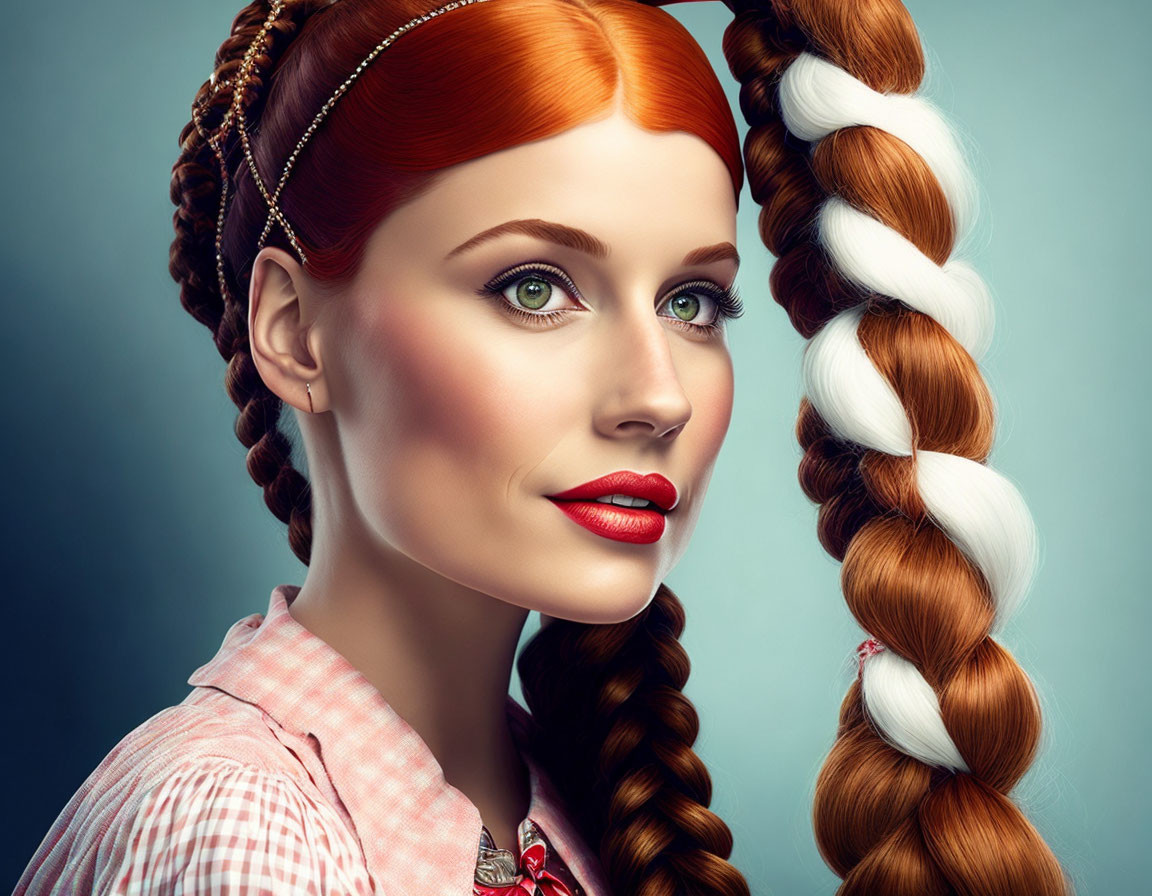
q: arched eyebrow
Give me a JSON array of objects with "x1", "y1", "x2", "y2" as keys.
[
  {"x1": 682, "y1": 242, "x2": 740, "y2": 268},
  {"x1": 447, "y1": 218, "x2": 609, "y2": 259},
  {"x1": 446, "y1": 218, "x2": 739, "y2": 270}
]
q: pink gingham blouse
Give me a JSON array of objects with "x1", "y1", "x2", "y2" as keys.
[{"x1": 17, "y1": 584, "x2": 609, "y2": 896}]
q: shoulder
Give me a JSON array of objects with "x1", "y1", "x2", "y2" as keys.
[
  {"x1": 106, "y1": 760, "x2": 371, "y2": 894},
  {"x1": 114, "y1": 691, "x2": 299, "y2": 769},
  {"x1": 17, "y1": 696, "x2": 368, "y2": 895},
  {"x1": 20, "y1": 758, "x2": 371, "y2": 896},
  {"x1": 76, "y1": 688, "x2": 331, "y2": 800}
]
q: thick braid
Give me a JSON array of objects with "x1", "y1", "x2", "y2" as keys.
[
  {"x1": 518, "y1": 585, "x2": 751, "y2": 896},
  {"x1": 170, "y1": 0, "x2": 326, "y2": 566},
  {"x1": 719, "y1": 1, "x2": 1069, "y2": 892}
]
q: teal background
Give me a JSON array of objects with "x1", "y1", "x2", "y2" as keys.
[{"x1": 1, "y1": 1, "x2": 1147, "y2": 892}]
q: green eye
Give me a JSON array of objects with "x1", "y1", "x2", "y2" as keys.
[
  {"x1": 669, "y1": 293, "x2": 700, "y2": 321},
  {"x1": 516, "y1": 277, "x2": 552, "y2": 309},
  {"x1": 482, "y1": 264, "x2": 584, "y2": 326}
]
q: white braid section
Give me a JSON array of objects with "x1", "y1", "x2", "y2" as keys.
[
  {"x1": 778, "y1": 51, "x2": 977, "y2": 235},
  {"x1": 916, "y1": 451, "x2": 1039, "y2": 628},
  {"x1": 784, "y1": 48, "x2": 1040, "y2": 771},
  {"x1": 803, "y1": 322, "x2": 1039, "y2": 627},
  {"x1": 818, "y1": 199, "x2": 995, "y2": 359},
  {"x1": 861, "y1": 648, "x2": 970, "y2": 772},
  {"x1": 802, "y1": 305, "x2": 913, "y2": 457}
]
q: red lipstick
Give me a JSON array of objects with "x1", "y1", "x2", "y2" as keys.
[{"x1": 546, "y1": 471, "x2": 678, "y2": 544}]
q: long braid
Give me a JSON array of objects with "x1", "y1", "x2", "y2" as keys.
[
  {"x1": 518, "y1": 585, "x2": 751, "y2": 896},
  {"x1": 170, "y1": 0, "x2": 326, "y2": 566},
  {"x1": 719, "y1": 0, "x2": 1069, "y2": 892}
]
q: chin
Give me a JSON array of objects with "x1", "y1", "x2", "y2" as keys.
[
  {"x1": 519, "y1": 537, "x2": 686, "y2": 625},
  {"x1": 527, "y1": 566, "x2": 664, "y2": 627}
]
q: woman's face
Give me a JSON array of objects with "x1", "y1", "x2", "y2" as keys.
[{"x1": 318, "y1": 109, "x2": 739, "y2": 624}]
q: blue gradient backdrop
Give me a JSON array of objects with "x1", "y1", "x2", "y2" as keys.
[{"x1": 2, "y1": 1, "x2": 1147, "y2": 892}]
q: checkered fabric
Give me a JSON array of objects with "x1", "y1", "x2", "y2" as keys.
[{"x1": 16, "y1": 585, "x2": 609, "y2": 896}]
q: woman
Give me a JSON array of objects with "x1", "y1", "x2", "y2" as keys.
[{"x1": 16, "y1": 0, "x2": 1070, "y2": 894}]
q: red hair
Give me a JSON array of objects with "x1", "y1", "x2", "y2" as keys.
[{"x1": 219, "y1": 0, "x2": 742, "y2": 284}]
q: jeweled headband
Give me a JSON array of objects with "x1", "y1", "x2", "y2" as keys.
[{"x1": 191, "y1": 0, "x2": 497, "y2": 302}]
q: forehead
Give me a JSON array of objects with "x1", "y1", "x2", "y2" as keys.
[{"x1": 378, "y1": 110, "x2": 737, "y2": 263}]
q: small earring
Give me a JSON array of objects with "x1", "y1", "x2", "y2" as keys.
[{"x1": 306, "y1": 381, "x2": 314, "y2": 414}]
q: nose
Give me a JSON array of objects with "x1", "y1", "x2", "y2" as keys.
[{"x1": 592, "y1": 308, "x2": 694, "y2": 441}]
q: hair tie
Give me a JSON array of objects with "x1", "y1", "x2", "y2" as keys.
[{"x1": 856, "y1": 637, "x2": 886, "y2": 677}]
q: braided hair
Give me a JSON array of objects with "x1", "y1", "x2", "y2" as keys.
[
  {"x1": 170, "y1": 0, "x2": 326, "y2": 563},
  {"x1": 715, "y1": 0, "x2": 1071, "y2": 891},
  {"x1": 169, "y1": 0, "x2": 1068, "y2": 893}
]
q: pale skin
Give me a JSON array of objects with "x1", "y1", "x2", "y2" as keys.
[{"x1": 248, "y1": 108, "x2": 739, "y2": 853}]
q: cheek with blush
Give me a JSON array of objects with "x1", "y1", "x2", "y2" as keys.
[{"x1": 336, "y1": 287, "x2": 586, "y2": 567}]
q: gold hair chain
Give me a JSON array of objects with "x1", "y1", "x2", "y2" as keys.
[{"x1": 192, "y1": 0, "x2": 497, "y2": 310}]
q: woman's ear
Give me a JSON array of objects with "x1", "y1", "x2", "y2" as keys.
[{"x1": 247, "y1": 246, "x2": 327, "y2": 414}]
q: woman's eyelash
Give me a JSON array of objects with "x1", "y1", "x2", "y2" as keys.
[
  {"x1": 667, "y1": 280, "x2": 745, "y2": 332},
  {"x1": 480, "y1": 262, "x2": 581, "y2": 303}
]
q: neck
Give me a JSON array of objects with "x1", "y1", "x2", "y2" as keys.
[{"x1": 289, "y1": 507, "x2": 532, "y2": 851}]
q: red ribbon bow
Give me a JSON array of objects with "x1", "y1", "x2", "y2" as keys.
[{"x1": 473, "y1": 822, "x2": 578, "y2": 896}]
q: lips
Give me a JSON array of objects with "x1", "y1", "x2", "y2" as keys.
[{"x1": 546, "y1": 471, "x2": 678, "y2": 544}]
